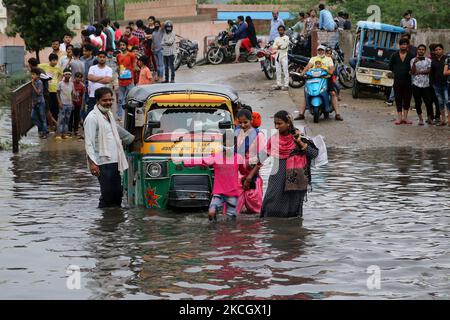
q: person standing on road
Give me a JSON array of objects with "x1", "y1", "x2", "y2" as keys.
[
  {"x1": 268, "y1": 11, "x2": 284, "y2": 43},
  {"x1": 39, "y1": 53, "x2": 63, "y2": 130},
  {"x1": 56, "y1": 69, "x2": 74, "y2": 140},
  {"x1": 443, "y1": 52, "x2": 450, "y2": 126},
  {"x1": 272, "y1": 25, "x2": 290, "y2": 91},
  {"x1": 30, "y1": 68, "x2": 48, "y2": 139},
  {"x1": 410, "y1": 44, "x2": 433, "y2": 125},
  {"x1": 117, "y1": 40, "x2": 137, "y2": 121},
  {"x1": 84, "y1": 87, "x2": 135, "y2": 208},
  {"x1": 87, "y1": 51, "x2": 113, "y2": 116},
  {"x1": 430, "y1": 44, "x2": 449, "y2": 126},
  {"x1": 260, "y1": 110, "x2": 318, "y2": 218},
  {"x1": 152, "y1": 20, "x2": 165, "y2": 82},
  {"x1": 389, "y1": 38, "x2": 415, "y2": 125},
  {"x1": 161, "y1": 20, "x2": 176, "y2": 83}
]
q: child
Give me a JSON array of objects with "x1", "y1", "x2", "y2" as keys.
[
  {"x1": 235, "y1": 109, "x2": 266, "y2": 214},
  {"x1": 260, "y1": 110, "x2": 318, "y2": 218},
  {"x1": 39, "y1": 53, "x2": 62, "y2": 131},
  {"x1": 70, "y1": 72, "x2": 85, "y2": 136},
  {"x1": 180, "y1": 134, "x2": 244, "y2": 221},
  {"x1": 137, "y1": 55, "x2": 153, "y2": 85},
  {"x1": 132, "y1": 46, "x2": 141, "y2": 84},
  {"x1": 56, "y1": 69, "x2": 74, "y2": 140},
  {"x1": 30, "y1": 68, "x2": 48, "y2": 139}
]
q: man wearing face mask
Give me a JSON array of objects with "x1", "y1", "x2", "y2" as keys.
[
  {"x1": 152, "y1": 20, "x2": 165, "y2": 82},
  {"x1": 161, "y1": 20, "x2": 176, "y2": 83},
  {"x1": 84, "y1": 87, "x2": 135, "y2": 208}
]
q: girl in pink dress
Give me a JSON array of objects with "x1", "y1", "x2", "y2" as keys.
[{"x1": 235, "y1": 109, "x2": 266, "y2": 214}]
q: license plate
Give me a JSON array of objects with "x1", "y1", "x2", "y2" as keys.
[{"x1": 258, "y1": 57, "x2": 265, "y2": 62}]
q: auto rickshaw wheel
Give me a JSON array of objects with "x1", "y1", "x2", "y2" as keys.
[{"x1": 352, "y1": 79, "x2": 360, "y2": 99}]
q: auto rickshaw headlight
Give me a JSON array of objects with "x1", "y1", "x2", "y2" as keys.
[
  {"x1": 147, "y1": 163, "x2": 162, "y2": 178},
  {"x1": 358, "y1": 68, "x2": 368, "y2": 74}
]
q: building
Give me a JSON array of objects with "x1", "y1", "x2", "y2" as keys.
[{"x1": 0, "y1": 1, "x2": 7, "y2": 33}]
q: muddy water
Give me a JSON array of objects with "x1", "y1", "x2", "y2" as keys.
[{"x1": 0, "y1": 140, "x2": 449, "y2": 299}]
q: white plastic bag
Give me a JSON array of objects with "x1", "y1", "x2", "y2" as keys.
[{"x1": 311, "y1": 135, "x2": 328, "y2": 168}]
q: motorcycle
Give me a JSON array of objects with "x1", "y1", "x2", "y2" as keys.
[
  {"x1": 174, "y1": 37, "x2": 199, "y2": 71},
  {"x1": 207, "y1": 31, "x2": 258, "y2": 65},
  {"x1": 304, "y1": 68, "x2": 334, "y2": 123},
  {"x1": 287, "y1": 29, "x2": 310, "y2": 88},
  {"x1": 256, "y1": 41, "x2": 276, "y2": 80},
  {"x1": 332, "y1": 43, "x2": 354, "y2": 88}
]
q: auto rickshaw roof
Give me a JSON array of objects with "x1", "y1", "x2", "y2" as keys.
[
  {"x1": 356, "y1": 21, "x2": 405, "y2": 33},
  {"x1": 127, "y1": 83, "x2": 240, "y2": 103}
]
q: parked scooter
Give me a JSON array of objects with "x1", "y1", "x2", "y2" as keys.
[
  {"x1": 174, "y1": 37, "x2": 199, "y2": 71},
  {"x1": 256, "y1": 41, "x2": 276, "y2": 80},
  {"x1": 304, "y1": 68, "x2": 334, "y2": 123},
  {"x1": 207, "y1": 31, "x2": 258, "y2": 65}
]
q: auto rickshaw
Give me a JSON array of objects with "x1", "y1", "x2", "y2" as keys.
[
  {"x1": 123, "y1": 83, "x2": 240, "y2": 209},
  {"x1": 351, "y1": 21, "x2": 405, "y2": 99}
]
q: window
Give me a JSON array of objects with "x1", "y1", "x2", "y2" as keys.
[{"x1": 144, "y1": 108, "x2": 232, "y2": 141}]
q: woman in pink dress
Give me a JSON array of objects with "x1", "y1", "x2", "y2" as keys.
[{"x1": 235, "y1": 109, "x2": 266, "y2": 215}]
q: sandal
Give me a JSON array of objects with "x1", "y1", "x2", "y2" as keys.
[
  {"x1": 403, "y1": 120, "x2": 412, "y2": 125},
  {"x1": 394, "y1": 120, "x2": 402, "y2": 125}
]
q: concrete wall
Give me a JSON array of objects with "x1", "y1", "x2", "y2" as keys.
[
  {"x1": 198, "y1": 4, "x2": 298, "y2": 12},
  {"x1": 125, "y1": 0, "x2": 198, "y2": 21}
]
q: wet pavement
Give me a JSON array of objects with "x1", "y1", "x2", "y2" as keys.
[{"x1": 0, "y1": 63, "x2": 449, "y2": 299}]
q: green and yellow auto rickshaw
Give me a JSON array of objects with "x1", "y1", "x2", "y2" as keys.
[
  {"x1": 123, "y1": 83, "x2": 240, "y2": 209},
  {"x1": 351, "y1": 21, "x2": 405, "y2": 99}
]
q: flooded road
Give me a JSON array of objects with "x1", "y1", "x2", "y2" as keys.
[
  {"x1": 0, "y1": 64, "x2": 449, "y2": 299},
  {"x1": 1, "y1": 144, "x2": 449, "y2": 299}
]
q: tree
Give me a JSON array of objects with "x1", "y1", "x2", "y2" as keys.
[{"x1": 3, "y1": 0, "x2": 74, "y2": 62}]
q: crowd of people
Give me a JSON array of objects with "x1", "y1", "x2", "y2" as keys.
[
  {"x1": 29, "y1": 16, "x2": 179, "y2": 140},
  {"x1": 389, "y1": 39, "x2": 450, "y2": 126},
  {"x1": 26, "y1": 6, "x2": 449, "y2": 216}
]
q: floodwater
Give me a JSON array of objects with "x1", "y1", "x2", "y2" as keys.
[{"x1": 0, "y1": 109, "x2": 449, "y2": 300}]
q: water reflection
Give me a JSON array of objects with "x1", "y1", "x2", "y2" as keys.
[{"x1": 0, "y1": 147, "x2": 449, "y2": 299}]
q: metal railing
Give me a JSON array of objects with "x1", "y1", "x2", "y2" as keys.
[{"x1": 10, "y1": 81, "x2": 33, "y2": 153}]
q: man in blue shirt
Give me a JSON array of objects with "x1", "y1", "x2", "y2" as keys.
[
  {"x1": 268, "y1": 11, "x2": 284, "y2": 43},
  {"x1": 230, "y1": 16, "x2": 248, "y2": 63},
  {"x1": 319, "y1": 4, "x2": 336, "y2": 31}
]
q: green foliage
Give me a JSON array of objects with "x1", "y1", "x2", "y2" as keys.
[
  {"x1": 227, "y1": 0, "x2": 449, "y2": 29},
  {"x1": 70, "y1": 0, "x2": 125, "y2": 23},
  {"x1": 331, "y1": 0, "x2": 450, "y2": 29},
  {"x1": 0, "y1": 72, "x2": 29, "y2": 103},
  {"x1": 3, "y1": 0, "x2": 74, "y2": 60}
]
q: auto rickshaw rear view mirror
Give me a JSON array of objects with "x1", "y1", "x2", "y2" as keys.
[
  {"x1": 218, "y1": 120, "x2": 232, "y2": 129},
  {"x1": 148, "y1": 120, "x2": 161, "y2": 128}
]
